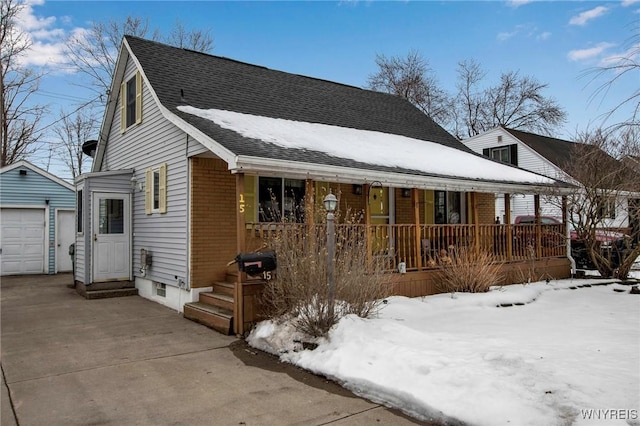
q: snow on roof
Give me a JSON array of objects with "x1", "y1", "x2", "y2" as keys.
[{"x1": 177, "y1": 106, "x2": 556, "y2": 185}]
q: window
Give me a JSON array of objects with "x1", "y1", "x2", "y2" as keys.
[
  {"x1": 155, "y1": 282, "x2": 166, "y2": 297},
  {"x1": 483, "y1": 144, "x2": 518, "y2": 166},
  {"x1": 490, "y1": 146, "x2": 510, "y2": 163},
  {"x1": 77, "y1": 189, "x2": 83, "y2": 233},
  {"x1": 145, "y1": 164, "x2": 167, "y2": 214},
  {"x1": 153, "y1": 170, "x2": 160, "y2": 211},
  {"x1": 126, "y1": 77, "x2": 137, "y2": 127},
  {"x1": 597, "y1": 197, "x2": 616, "y2": 219},
  {"x1": 120, "y1": 71, "x2": 142, "y2": 132},
  {"x1": 434, "y1": 191, "x2": 464, "y2": 224},
  {"x1": 258, "y1": 177, "x2": 305, "y2": 222},
  {"x1": 98, "y1": 198, "x2": 124, "y2": 234}
]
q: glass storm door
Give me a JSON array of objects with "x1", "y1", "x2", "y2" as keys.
[{"x1": 92, "y1": 192, "x2": 130, "y2": 282}]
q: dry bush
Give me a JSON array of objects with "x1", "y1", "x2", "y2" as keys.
[
  {"x1": 513, "y1": 245, "x2": 545, "y2": 285},
  {"x1": 260, "y1": 222, "x2": 392, "y2": 338},
  {"x1": 437, "y1": 247, "x2": 503, "y2": 293}
]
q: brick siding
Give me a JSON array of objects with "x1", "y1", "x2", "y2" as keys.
[{"x1": 190, "y1": 157, "x2": 238, "y2": 287}]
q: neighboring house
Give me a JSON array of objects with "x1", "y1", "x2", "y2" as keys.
[
  {"x1": 0, "y1": 161, "x2": 76, "y2": 275},
  {"x1": 464, "y1": 127, "x2": 632, "y2": 229},
  {"x1": 76, "y1": 36, "x2": 572, "y2": 335}
]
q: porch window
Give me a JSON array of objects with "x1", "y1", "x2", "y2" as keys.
[
  {"x1": 77, "y1": 189, "x2": 83, "y2": 233},
  {"x1": 258, "y1": 177, "x2": 305, "y2": 222},
  {"x1": 434, "y1": 191, "x2": 464, "y2": 224}
]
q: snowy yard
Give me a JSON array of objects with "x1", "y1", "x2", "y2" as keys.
[{"x1": 248, "y1": 276, "x2": 640, "y2": 426}]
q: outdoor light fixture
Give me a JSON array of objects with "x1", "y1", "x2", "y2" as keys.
[
  {"x1": 323, "y1": 190, "x2": 338, "y2": 320},
  {"x1": 130, "y1": 175, "x2": 143, "y2": 192},
  {"x1": 402, "y1": 188, "x2": 411, "y2": 198},
  {"x1": 352, "y1": 184, "x2": 363, "y2": 195},
  {"x1": 323, "y1": 191, "x2": 338, "y2": 213}
]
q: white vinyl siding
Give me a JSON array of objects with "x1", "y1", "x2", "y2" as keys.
[
  {"x1": 103, "y1": 58, "x2": 189, "y2": 287},
  {"x1": 74, "y1": 171, "x2": 133, "y2": 285},
  {"x1": 464, "y1": 129, "x2": 629, "y2": 227}
]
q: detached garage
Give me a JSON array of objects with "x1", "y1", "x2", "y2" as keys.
[{"x1": 0, "y1": 161, "x2": 76, "y2": 276}]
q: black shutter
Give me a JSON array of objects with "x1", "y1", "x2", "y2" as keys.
[
  {"x1": 510, "y1": 144, "x2": 518, "y2": 166},
  {"x1": 483, "y1": 148, "x2": 490, "y2": 157}
]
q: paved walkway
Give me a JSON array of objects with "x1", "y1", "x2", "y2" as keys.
[{"x1": 1, "y1": 274, "x2": 427, "y2": 426}]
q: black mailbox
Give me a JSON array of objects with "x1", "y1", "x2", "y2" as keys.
[{"x1": 235, "y1": 250, "x2": 277, "y2": 276}]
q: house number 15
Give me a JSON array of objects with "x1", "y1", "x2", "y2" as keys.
[{"x1": 239, "y1": 194, "x2": 245, "y2": 213}]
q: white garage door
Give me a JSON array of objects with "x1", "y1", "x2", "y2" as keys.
[{"x1": 1, "y1": 208, "x2": 46, "y2": 275}]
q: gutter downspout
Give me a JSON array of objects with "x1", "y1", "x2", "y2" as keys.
[
  {"x1": 567, "y1": 221, "x2": 576, "y2": 277},
  {"x1": 562, "y1": 196, "x2": 576, "y2": 276}
]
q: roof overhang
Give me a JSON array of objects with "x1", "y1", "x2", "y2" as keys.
[{"x1": 232, "y1": 155, "x2": 573, "y2": 195}]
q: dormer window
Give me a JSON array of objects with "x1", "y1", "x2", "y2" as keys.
[{"x1": 483, "y1": 144, "x2": 518, "y2": 166}]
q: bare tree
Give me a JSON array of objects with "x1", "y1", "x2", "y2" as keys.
[
  {"x1": 367, "y1": 51, "x2": 452, "y2": 127},
  {"x1": 584, "y1": 20, "x2": 639, "y2": 133},
  {"x1": 65, "y1": 16, "x2": 213, "y2": 102},
  {"x1": 454, "y1": 59, "x2": 486, "y2": 138},
  {"x1": 368, "y1": 53, "x2": 567, "y2": 139},
  {"x1": 52, "y1": 108, "x2": 97, "y2": 179},
  {"x1": 1, "y1": 0, "x2": 47, "y2": 166},
  {"x1": 453, "y1": 60, "x2": 567, "y2": 138},
  {"x1": 165, "y1": 19, "x2": 213, "y2": 53},
  {"x1": 485, "y1": 71, "x2": 567, "y2": 134},
  {"x1": 559, "y1": 129, "x2": 640, "y2": 279}
]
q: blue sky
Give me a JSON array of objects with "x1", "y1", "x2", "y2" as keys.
[{"x1": 17, "y1": 0, "x2": 640, "y2": 175}]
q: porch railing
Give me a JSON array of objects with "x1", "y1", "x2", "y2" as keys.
[{"x1": 245, "y1": 222, "x2": 567, "y2": 273}]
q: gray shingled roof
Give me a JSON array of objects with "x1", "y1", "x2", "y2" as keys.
[
  {"x1": 125, "y1": 35, "x2": 471, "y2": 165},
  {"x1": 503, "y1": 128, "x2": 578, "y2": 170},
  {"x1": 503, "y1": 128, "x2": 634, "y2": 186}
]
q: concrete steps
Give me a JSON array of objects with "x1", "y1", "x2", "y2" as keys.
[{"x1": 75, "y1": 281, "x2": 138, "y2": 299}]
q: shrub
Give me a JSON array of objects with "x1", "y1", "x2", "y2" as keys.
[
  {"x1": 260, "y1": 220, "x2": 392, "y2": 338},
  {"x1": 437, "y1": 247, "x2": 503, "y2": 293}
]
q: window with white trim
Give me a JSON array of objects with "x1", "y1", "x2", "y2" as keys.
[
  {"x1": 155, "y1": 282, "x2": 166, "y2": 297},
  {"x1": 76, "y1": 188, "x2": 83, "y2": 233},
  {"x1": 120, "y1": 71, "x2": 142, "y2": 132},
  {"x1": 145, "y1": 163, "x2": 167, "y2": 214},
  {"x1": 483, "y1": 144, "x2": 518, "y2": 166},
  {"x1": 597, "y1": 197, "x2": 616, "y2": 220}
]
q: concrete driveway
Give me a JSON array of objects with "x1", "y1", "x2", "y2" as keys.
[{"x1": 1, "y1": 274, "x2": 426, "y2": 426}]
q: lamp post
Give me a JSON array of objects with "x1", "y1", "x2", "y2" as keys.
[{"x1": 323, "y1": 191, "x2": 338, "y2": 319}]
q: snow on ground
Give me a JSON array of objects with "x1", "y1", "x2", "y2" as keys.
[{"x1": 248, "y1": 278, "x2": 640, "y2": 426}]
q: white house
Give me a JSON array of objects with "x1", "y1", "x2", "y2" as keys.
[{"x1": 464, "y1": 127, "x2": 631, "y2": 229}]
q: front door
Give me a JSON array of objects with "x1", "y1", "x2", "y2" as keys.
[{"x1": 92, "y1": 192, "x2": 130, "y2": 282}]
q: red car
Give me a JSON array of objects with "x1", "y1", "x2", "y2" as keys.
[{"x1": 514, "y1": 215, "x2": 629, "y2": 269}]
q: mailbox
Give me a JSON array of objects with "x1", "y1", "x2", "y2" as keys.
[{"x1": 235, "y1": 250, "x2": 277, "y2": 276}]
